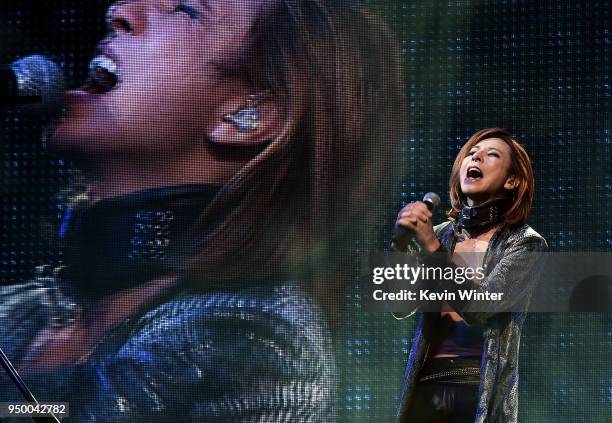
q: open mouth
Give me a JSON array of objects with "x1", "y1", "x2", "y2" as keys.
[
  {"x1": 82, "y1": 55, "x2": 121, "y2": 95},
  {"x1": 466, "y1": 167, "x2": 483, "y2": 179}
]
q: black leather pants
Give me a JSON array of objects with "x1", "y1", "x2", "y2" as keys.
[
  {"x1": 400, "y1": 357, "x2": 480, "y2": 423},
  {"x1": 401, "y1": 382, "x2": 479, "y2": 422}
]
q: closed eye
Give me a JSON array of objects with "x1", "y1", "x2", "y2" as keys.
[{"x1": 175, "y1": 2, "x2": 200, "y2": 19}]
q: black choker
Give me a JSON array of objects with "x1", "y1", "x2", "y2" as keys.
[
  {"x1": 458, "y1": 198, "x2": 511, "y2": 230},
  {"x1": 59, "y1": 184, "x2": 222, "y2": 296}
]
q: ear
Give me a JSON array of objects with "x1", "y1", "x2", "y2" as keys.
[
  {"x1": 207, "y1": 95, "x2": 282, "y2": 147},
  {"x1": 504, "y1": 174, "x2": 520, "y2": 190}
]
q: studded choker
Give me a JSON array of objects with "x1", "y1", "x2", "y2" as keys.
[
  {"x1": 458, "y1": 197, "x2": 512, "y2": 231},
  {"x1": 59, "y1": 184, "x2": 222, "y2": 296}
]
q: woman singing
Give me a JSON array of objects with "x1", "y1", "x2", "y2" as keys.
[
  {"x1": 393, "y1": 128, "x2": 547, "y2": 423},
  {"x1": 0, "y1": 1, "x2": 403, "y2": 421}
]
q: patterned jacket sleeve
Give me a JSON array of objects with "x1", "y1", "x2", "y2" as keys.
[
  {"x1": 0, "y1": 280, "x2": 78, "y2": 368},
  {"x1": 418, "y1": 225, "x2": 548, "y2": 325},
  {"x1": 0, "y1": 284, "x2": 336, "y2": 422}
]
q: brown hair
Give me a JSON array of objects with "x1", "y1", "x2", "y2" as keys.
[
  {"x1": 180, "y1": 1, "x2": 405, "y2": 321},
  {"x1": 448, "y1": 128, "x2": 534, "y2": 227}
]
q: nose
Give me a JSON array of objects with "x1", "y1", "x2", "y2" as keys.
[
  {"x1": 106, "y1": 1, "x2": 145, "y2": 36},
  {"x1": 470, "y1": 150, "x2": 484, "y2": 162}
]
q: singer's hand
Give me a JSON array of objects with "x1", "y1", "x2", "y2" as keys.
[{"x1": 393, "y1": 201, "x2": 440, "y2": 253}]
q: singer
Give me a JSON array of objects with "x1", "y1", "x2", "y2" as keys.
[
  {"x1": 392, "y1": 128, "x2": 547, "y2": 423},
  {"x1": 0, "y1": 1, "x2": 403, "y2": 421}
]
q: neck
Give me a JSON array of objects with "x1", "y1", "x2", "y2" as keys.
[
  {"x1": 465, "y1": 196, "x2": 488, "y2": 207},
  {"x1": 464, "y1": 224, "x2": 499, "y2": 239},
  {"x1": 78, "y1": 148, "x2": 242, "y2": 201}
]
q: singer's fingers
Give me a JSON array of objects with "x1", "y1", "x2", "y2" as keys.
[
  {"x1": 398, "y1": 215, "x2": 428, "y2": 225},
  {"x1": 396, "y1": 217, "x2": 419, "y2": 231},
  {"x1": 414, "y1": 202, "x2": 433, "y2": 217},
  {"x1": 398, "y1": 202, "x2": 432, "y2": 217},
  {"x1": 396, "y1": 222, "x2": 418, "y2": 234},
  {"x1": 398, "y1": 209, "x2": 430, "y2": 223}
]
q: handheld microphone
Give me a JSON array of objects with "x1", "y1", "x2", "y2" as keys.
[
  {"x1": 393, "y1": 192, "x2": 441, "y2": 252},
  {"x1": 0, "y1": 55, "x2": 65, "y2": 114},
  {"x1": 422, "y1": 192, "x2": 441, "y2": 212}
]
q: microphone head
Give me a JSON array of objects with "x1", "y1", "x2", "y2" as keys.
[
  {"x1": 10, "y1": 55, "x2": 65, "y2": 114},
  {"x1": 422, "y1": 192, "x2": 441, "y2": 210}
]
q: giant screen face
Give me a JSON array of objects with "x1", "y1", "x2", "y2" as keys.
[{"x1": 0, "y1": 1, "x2": 610, "y2": 422}]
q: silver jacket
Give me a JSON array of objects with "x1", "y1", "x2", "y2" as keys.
[
  {"x1": 0, "y1": 280, "x2": 336, "y2": 422},
  {"x1": 396, "y1": 220, "x2": 548, "y2": 423}
]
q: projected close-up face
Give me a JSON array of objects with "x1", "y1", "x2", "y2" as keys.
[
  {"x1": 51, "y1": 0, "x2": 265, "y2": 160},
  {"x1": 0, "y1": 1, "x2": 609, "y2": 422},
  {"x1": 459, "y1": 137, "x2": 515, "y2": 205}
]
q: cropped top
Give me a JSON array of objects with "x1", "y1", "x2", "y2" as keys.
[{"x1": 434, "y1": 315, "x2": 484, "y2": 357}]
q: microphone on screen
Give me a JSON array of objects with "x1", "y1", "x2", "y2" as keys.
[
  {"x1": 392, "y1": 192, "x2": 441, "y2": 253},
  {"x1": 0, "y1": 55, "x2": 65, "y2": 114}
]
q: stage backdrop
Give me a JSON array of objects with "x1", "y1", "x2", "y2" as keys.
[{"x1": 0, "y1": 1, "x2": 610, "y2": 422}]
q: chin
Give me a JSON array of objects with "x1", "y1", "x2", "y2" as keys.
[
  {"x1": 48, "y1": 118, "x2": 116, "y2": 157},
  {"x1": 460, "y1": 185, "x2": 479, "y2": 197},
  {"x1": 49, "y1": 118, "x2": 89, "y2": 152}
]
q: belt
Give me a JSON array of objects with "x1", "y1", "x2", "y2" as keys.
[{"x1": 418, "y1": 357, "x2": 481, "y2": 385}]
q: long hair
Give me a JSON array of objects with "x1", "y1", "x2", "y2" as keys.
[
  {"x1": 180, "y1": 0, "x2": 405, "y2": 321},
  {"x1": 448, "y1": 128, "x2": 534, "y2": 227}
]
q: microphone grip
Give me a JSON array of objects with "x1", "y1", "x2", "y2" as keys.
[{"x1": 391, "y1": 194, "x2": 439, "y2": 253}]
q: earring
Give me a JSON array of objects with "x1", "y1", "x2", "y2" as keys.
[
  {"x1": 223, "y1": 91, "x2": 271, "y2": 133},
  {"x1": 223, "y1": 108, "x2": 259, "y2": 132}
]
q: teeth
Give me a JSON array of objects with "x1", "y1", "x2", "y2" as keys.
[
  {"x1": 467, "y1": 167, "x2": 482, "y2": 177},
  {"x1": 89, "y1": 55, "x2": 118, "y2": 77},
  {"x1": 87, "y1": 55, "x2": 121, "y2": 92}
]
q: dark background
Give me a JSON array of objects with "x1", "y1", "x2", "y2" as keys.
[{"x1": 0, "y1": 1, "x2": 610, "y2": 421}]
